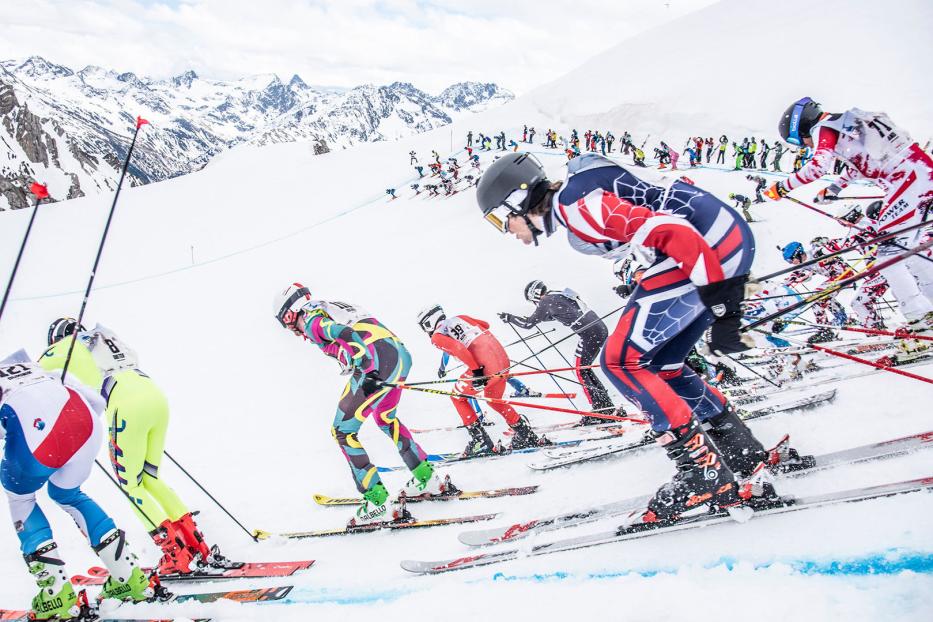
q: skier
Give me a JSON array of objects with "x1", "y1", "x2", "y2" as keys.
[
  {"x1": 758, "y1": 139, "x2": 771, "y2": 169},
  {"x1": 409, "y1": 151, "x2": 417, "y2": 165},
  {"x1": 414, "y1": 165, "x2": 424, "y2": 178},
  {"x1": 273, "y1": 284, "x2": 451, "y2": 526},
  {"x1": 475, "y1": 152, "x2": 804, "y2": 524},
  {"x1": 416, "y1": 305, "x2": 548, "y2": 455},
  {"x1": 411, "y1": 183, "x2": 421, "y2": 196},
  {"x1": 771, "y1": 141, "x2": 786, "y2": 172},
  {"x1": 498, "y1": 280, "x2": 620, "y2": 424},
  {"x1": 632, "y1": 147, "x2": 647, "y2": 167},
  {"x1": 728, "y1": 193, "x2": 755, "y2": 222},
  {"x1": 1, "y1": 349, "x2": 158, "y2": 619},
  {"x1": 612, "y1": 257, "x2": 646, "y2": 299},
  {"x1": 386, "y1": 188, "x2": 397, "y2": 200},
  {"x1": 41, "y1": 320, "x2": 230, "y2": 576},
  {"x1": 746, "y1": 174, "x2": 767, "y2": 203},
  {"x1": 466, "y1": 131, "x2": 473, "y2": 147},
  {"x1": 705, "y1": 137, "x2": 714, "y2": 163},
  {"x1": 766, "y1": 97, "x2": 933, "y2": 329},
  {"x1": 529, "y1": 127, "x2": 536, "y2": 143},
  {"x1": 717, "y1": 135, "x2": 728, "y2": 164}
]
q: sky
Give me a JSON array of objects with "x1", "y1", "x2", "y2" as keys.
[{"x1": 0, "y1": 0, "x2": 718, "y2": 94}]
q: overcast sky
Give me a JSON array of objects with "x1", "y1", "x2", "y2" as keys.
[{"x1": 0, "y1": 0, "x2": 718, "y2": 94}]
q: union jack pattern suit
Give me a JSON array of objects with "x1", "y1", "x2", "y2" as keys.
[{"x1": 548, "y1": 154, "x2": 755, "y2": 432}]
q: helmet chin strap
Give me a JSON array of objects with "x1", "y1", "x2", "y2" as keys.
[{"x1": 523, "y1": 214, "x2": 543, "y2": 246}]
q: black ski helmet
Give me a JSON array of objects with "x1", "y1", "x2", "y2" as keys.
[
  {"x1": 476, "y1": 153, "x2": 549, "y2": 233},
  {"x1": 47, "y1": 318, "x2": 85, "y2": 346},
  {"x1": 778, "y1": 97, "x2": 822, "y2": 146},
  {"x1": 524, "y1": 280, "x2": 547, "y2": 303}
]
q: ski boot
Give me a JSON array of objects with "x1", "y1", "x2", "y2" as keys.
[
  {"x1": 807, "y1": 327, "x2": 838, "y2": 344},
  {"x1": 766, "y1": 434, "x2": 816, "y2": 474},
  {"x1": 171, "y1": 513, "x2": 241, "y2": 571},
  {"x1": 399, "y1": 460, "x2": 458, "y2": 499},
  {"x1": 713, "y1": 361, "x2": 742, "y2": 386},
  {"x1": 96, "y1": 529, "x2": 168, "y2": 603},
  {"x1": 25, "y1": 541, "x2": 80, "y2": 621},
  {"x1": 702, "y1": 404, "x2": 770, "y2": 477},
  {"x1": 151, "y1": 519, "x2": 198, "y2": 576},
  {"x1": 348, "y1": 482, "x2": 411, "y2": 528},
  {"x1": 578, "y1": 405, "x2": 621, "y2": 426},
  {"x1": 638, "y1": 418, "x2": 744, "y2": 525},
  {"x1": 509, "y1": 416, "x2": 551, "y2": 449},
  {"x1": 510, "y1": 386, "x2": 542, "y2": 398},
  {"x1": 462, "y1": 420, "x2": 497, "y2": 457}
]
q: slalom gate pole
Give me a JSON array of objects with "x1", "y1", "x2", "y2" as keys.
[
  {"x1": 60, "y1": 117, "x2": 149, "y2": 383},
  {"x1": 783, "y1": 196, "x2": 933, "y2": 266},
  {"x1": 503, "y1": 305, "x2": 625, "y2": 374},
  {"x1": 754, "y1": 219, "x2": 931, "y2": 283},
  {"x1": 392, "y1": 382, "x2": 647, "y2": 424},
  {"x1": 753, "y1": 330, "x2": 933, "y2": 385},
  {"x1": 164, "y1": 451, "x2": 258, "y2": 542},
  {"x1": 507, "y1": 323, "x2": 579, "y2": 411},
  {"x1": 744, "y1": 237, "x2": 933, "y2": 332},
  {"x1": 0, "y1": 183, "x2": 49, "y2": 327}
]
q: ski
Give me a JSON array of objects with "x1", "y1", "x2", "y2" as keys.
[
  {"x1": 535, "y1": 389, "x2": 836, "y2": 468},
  {"x1": 404, "y1": 476, "x2": 933, "y2": 573},
  {"x1": 313, "y1": 485, "x2": 538, "y2": 506},
  {"x1": 254, "y1": 512, "x2": 499, "y2": 539},
  {"x1": 468, "y1": 431, "x2": 932, "y2": 546},
  {"x1": 0, "y1": 586, "x2": 292, "y2": 621},
  {"x1": 71, "y1": 560, "x2": 315, "y2": 587}
]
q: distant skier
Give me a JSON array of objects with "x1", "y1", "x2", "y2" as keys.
[
  {"x1": 717, "y1": 135, "x2": 728, "y2": 164},
  {"x1": 409, "y1": 151, "x2": 417, "y2": 165},
  {"x1": 705, "y1": 137, "x2": 714, "y2": 163},
  {"x1": 498, "y1": 281, "x2": 620, "y2": 424},
  {"x1": 414, "y1": 165, "x2": 424, "y2": 178},
  {"x1": 758, "y1": 139, "x2": 771, "y2": 169},
  {"x1": 728, "y1": 193, "x2": 755, "y2": 222},
  {"x1": 466, "y1": 131, "x2": 473, "y2": 147},
  {"x1": 766, "y1": 97, "x2": 933, "y2": 328},
  {"x1": 416, "y1": 305, "x2": 548, "y2": 455},
  {"x1": 771, "y1": 141, "x2": 786, "y2": 172},
  {"x1": 1, "y1": 349, "x2": 157, "y2": 619},
  {"x1": 273, "y1": 284, "x2": 451, "y2": 526},
  {"x1": 386, "y1": 188, "x2": 397, "y2": 200},
  {"x1": 528, "y1": 127, "x2": 536, "y2": 143},
  {"x1": 746, "y1": 174, "x2": 767, "y2": 203},
  {"x1": 411, "y1": 183, "x2": 421, "y2": 196},
  {"x1": 632, "y1": 147, "x2": 647, "y2": 167}
]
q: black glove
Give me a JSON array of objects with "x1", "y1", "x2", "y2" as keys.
[
  {"x1": 841, "y1": 206, "x2": 863, "y2": 224},
  {"x1": 437, "y1": 367, "x2": 447, "y2": 379},
  {"x1": 360, "y1": 370, "x2": 383, "y2": 394},
  {"x1": 697, "y1": 275, "x2": 753, "y2": 354},
  {"x1": 866, "y1": 200, "x2": 883, "y2": 221},
  {"x1": 470, "y1": 366, "x2": 488, "y2": 389},
  {"x1": 497, "y1": 312, "x2": 514, "y2": 324},
  {"x1": 614, "y1": 283, "x2": 634, "y2": 298}
]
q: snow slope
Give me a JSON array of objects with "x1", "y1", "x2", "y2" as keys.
[{"x1": 0, "y1": 0, "x2": 931, "y2": 619}]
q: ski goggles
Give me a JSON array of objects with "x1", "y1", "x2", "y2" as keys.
[
  {"x1": 483, "y1": 188, "x2": 529, "y2": 234},
  {"x1": 785, "y1": 97, "x2": 814, "y2": 146}
]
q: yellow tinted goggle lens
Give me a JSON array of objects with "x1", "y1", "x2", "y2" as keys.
[{"x1": 484, "y1": 208, "x2": 509, "y2": 233}]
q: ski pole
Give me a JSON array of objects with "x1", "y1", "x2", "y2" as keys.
[
  {"x1": 724, "y1": 353, "x2": 781, "y2": 388},
  {"x1": 506, "y1": 323, "x2": 579, "y2": 411},
  {"x1": 784, "y1": 320, "x2": 933, "y2": 342},
  {"x1": 783, "y1": 196, "x2": 933, "y2": 266},
  {"x1": 392, "y1": 382, "x2": 647, "y2": 424},
  {"x1": 821, "y1": 195, "x2": 885, "y2": 202},
  {"x1": 60, "y1": 117, "x2": 149, "y2": 383},
  {"x1": 0, "y1": 183, "x2": 49, "y2": 327},
  {"x1": 445, "y1": 327, "x2": 556, "y2": 375},
  {"x1": 744, "y1": 237, "x2": 933, "y2": 331},
  {"x1": 754, "y1": 219, "x2": 931, "y2": 283},
  {"x1": 751, "y1": 330, "x2": 932, "y2": 385},
  {"x1": 502, "y1": 305, "x2": 624, "y2": 374},
  {"x1": 164, "y1": 451, "x2": 258, "y2": 542},
  {"x1": 402, "y1": 363, "x2": 605, "y2": 388}
]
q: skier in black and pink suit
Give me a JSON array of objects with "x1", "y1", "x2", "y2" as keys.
[{"x1": 476, "y1": 152, "x2": 807, "y2": 524}]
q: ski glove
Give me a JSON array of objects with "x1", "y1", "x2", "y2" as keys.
[
  {"x1": 814, "y1": 183, "x2": 841, "y2": 204},
  {"x1": 696, "y1": 275, "x2": 754, "y2": 355},
  {"x1": 497, "y1": 312, "x2": 515, "y2": 325},
  {"x1": 763, "y1": 182, "x2": 788, "y2": 201},
  {"x1": 470, "y1": 367, "x2": 488, "y2": 389},
  {"x1": 614, "y1": 283, "x2": 634, "y2": 298},
  {"x1": 359, "y1": 370, "x2": 383, "y2": 394},
  {"x1": 437, "y1": 367, "x2": 447, "y2": 379}
]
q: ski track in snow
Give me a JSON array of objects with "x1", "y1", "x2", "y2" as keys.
[{"x1": 2, "y1": 0, "x2": 932, "y2": 618}]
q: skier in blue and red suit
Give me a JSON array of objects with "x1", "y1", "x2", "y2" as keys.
[{"x1": 475, "y1": 152, "x2": 807, "y2": 524}]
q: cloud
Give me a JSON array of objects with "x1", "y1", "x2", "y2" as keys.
[{"x1": 0, "y1": 0, "x2": 718, "y2": 92}]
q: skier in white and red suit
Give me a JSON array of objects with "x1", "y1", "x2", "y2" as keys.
[
  {"x1": 476, "y1": 152, "x2": 805, "y2": 525},
  {"x1": 765, "y1": 97, "x2": 933, "y2": 328}
]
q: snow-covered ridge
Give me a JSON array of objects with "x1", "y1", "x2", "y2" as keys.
[{"x1": 0, "y1": 56, "x2": 513, "y2": 210}]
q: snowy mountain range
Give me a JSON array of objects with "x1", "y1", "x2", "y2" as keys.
[{"x1": 0, "y1": 56, "x2": 512, "y2": 210}]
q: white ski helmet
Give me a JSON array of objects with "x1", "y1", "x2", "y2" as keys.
[
  {"x1": 524, "y1": 280, "x2": 547, "y2": 303},
  {"x1": 273, "y1": 282, "x2": 311, "y2": 327},
  {"x1": 416, "y1": 304, "x2": 446, "y2": 334}
]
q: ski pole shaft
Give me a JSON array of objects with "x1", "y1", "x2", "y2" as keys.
[
  {"x1": 753, "y1": 330, "x2": 932, "y2": 385},
  {"x1": 725, "y1": 354, "x2": 781, "y2": 388},
  {"x1": 822, "y1": 195, "x2": 885, "y2": 201},
  {"x1": 164, "y1": 451, "x2": 258, "y2": 542},
  {"x1": 0, "y1": 184, "x2": 49, "y2": 327},
  {"x1": 393, "y1": 382, "x2": 647, "y2": 424},
  {"x1": 754, "y1": 219, "x2": 931, "y2": 282},
  {"x1": 61, "y1": 118, "x2": 147, "y2": 383},
  {"x1": 507, "y1": 323, "x2": 579, "y2": 411},
  {"x1": 93, "y1": 459, "x2": 162, "y2": 531},
  {"x1": 445, "y1": 328, "x2": 556, "y2": 375},
  {"x1": 502, "y1": 306, "x2": 624, "y2": 374},
  {"x1": 509, "y1": 358, "x2": 582, "y2": 386},
  {"x1": 744, "y1": 238, "x2": 933, "y2": 331},
  {"x1": 786, "y1": 320, "x2": 933, "y2": 342}
]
